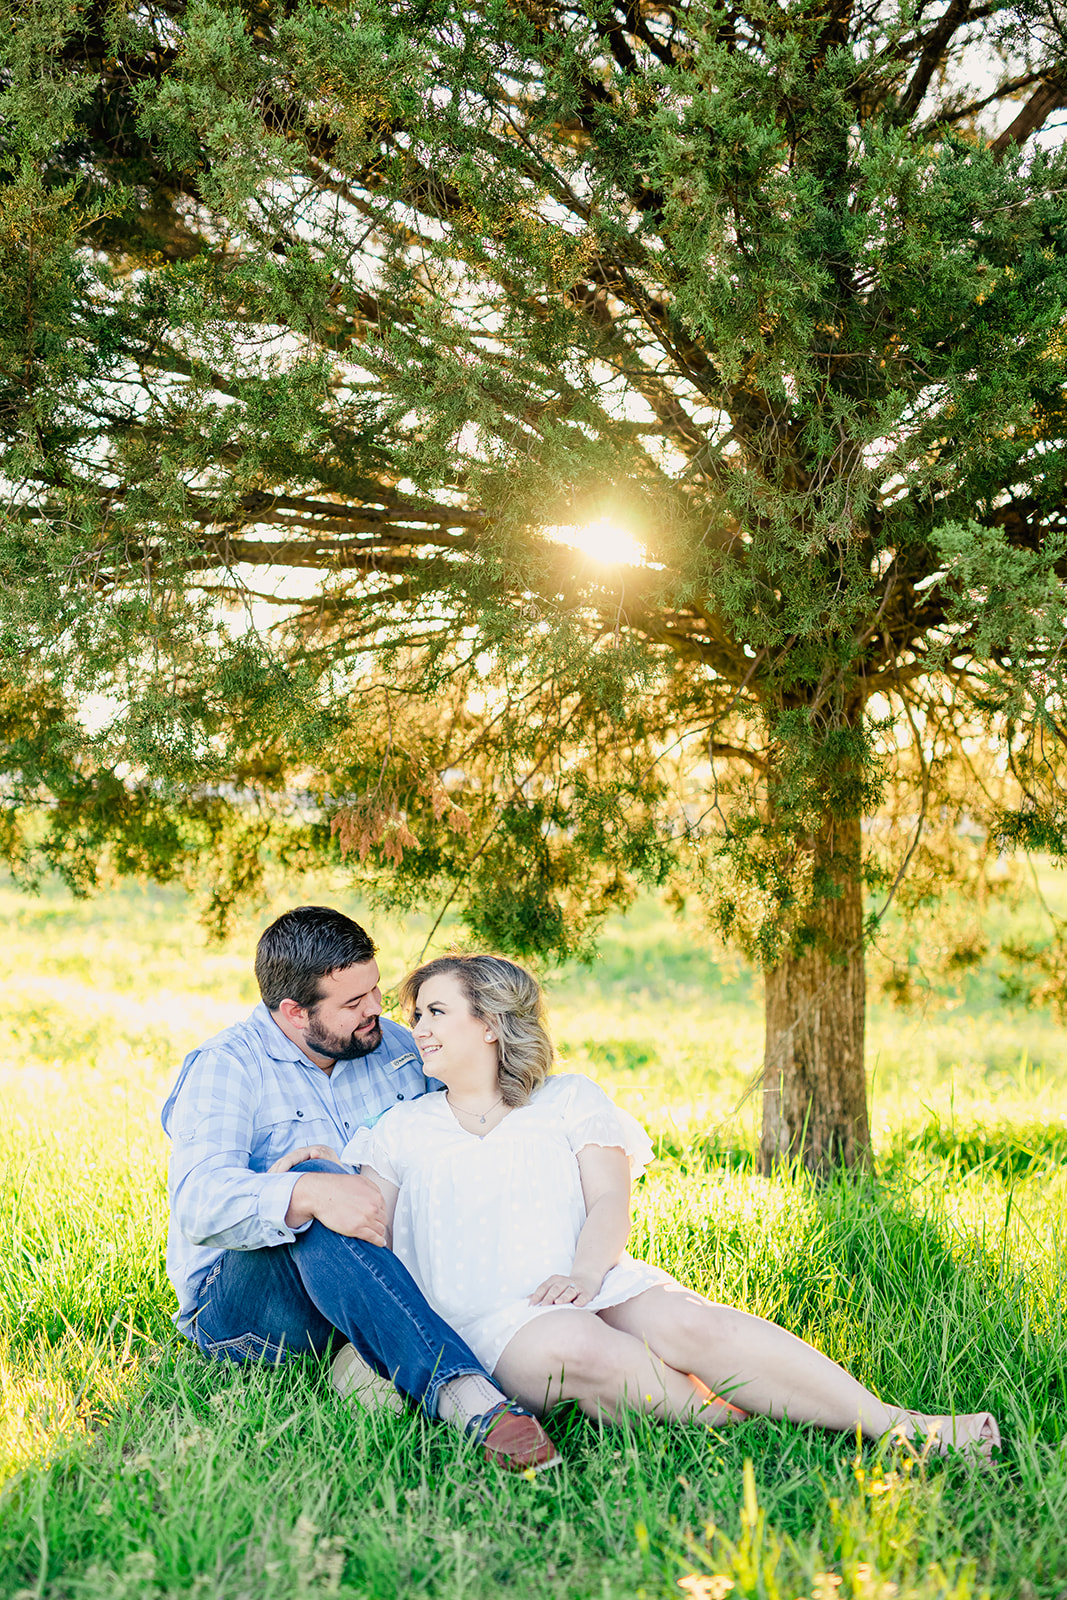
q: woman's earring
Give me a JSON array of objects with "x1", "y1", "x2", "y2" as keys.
[{"x1": 485, "y1": 1032, "x2": 496, "y2": 1043}]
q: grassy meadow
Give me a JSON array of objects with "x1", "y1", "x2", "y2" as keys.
[{"x1": 2, "y1": 875, "x2": 1067, "y2": 1599}]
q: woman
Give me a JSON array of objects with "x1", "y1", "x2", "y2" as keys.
[{"x1": 282, "y1": 954, "x2": 998, "y2": 1455}]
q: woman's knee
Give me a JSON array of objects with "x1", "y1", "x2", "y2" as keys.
[
  {"x1": 542, "y1": 1316, "x2": 649, "y2": 1396},
  {"x1": 670, "y1": 1293, "x2": 719, "y2": 1340},
  {"x1": 609, "y1": 1287, "x2": 720, "y2": 1363},
  {"x1": 499, "y1": 1313, "x2": 616, "y2": 1388}
]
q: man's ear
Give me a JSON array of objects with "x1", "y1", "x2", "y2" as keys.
[{"x1": 276, "y1": 997, "x2": 310, "y2": 1030}]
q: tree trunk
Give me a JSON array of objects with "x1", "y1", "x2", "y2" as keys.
[{"x1": 759, "y1": 808, "x2": 871, "y2": 1176}]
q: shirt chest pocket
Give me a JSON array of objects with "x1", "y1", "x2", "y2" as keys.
[{"x1": 256, "y1": 1105, "x2": 342, "y2": 1169}]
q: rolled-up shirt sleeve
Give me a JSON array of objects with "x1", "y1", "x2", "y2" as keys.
[{"x1": 168, "y1": 1048, "x2": 307, "y2": 1251}]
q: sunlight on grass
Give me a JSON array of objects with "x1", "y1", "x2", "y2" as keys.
[{"x1": 0, "y1": 1354, "x2": 86, "y2": 1482}]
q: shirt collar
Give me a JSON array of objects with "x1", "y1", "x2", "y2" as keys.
[{"x1": 251, "y1": 1002, "x2": 318, "y2": 1067}]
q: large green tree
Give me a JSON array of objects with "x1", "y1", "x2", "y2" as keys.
[{"x1": 4, "y1": 0, "x2": 1067, "y2": 1170}]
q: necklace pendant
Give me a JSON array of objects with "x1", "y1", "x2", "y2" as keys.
[{"x1": 479, "y1": 1112, "x2": 486, "y2": 1124}]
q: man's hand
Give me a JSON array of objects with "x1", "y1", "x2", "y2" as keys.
[
  {"x1": 285, "y1": 1171, "x2": 387, "y2": 1246},
  {"x1": 528, "y1": 1270, "x2": 603, "y2": 1307},
  {"x1": 269, "y1": 1144, "x2": 340, "y2": 1173}
]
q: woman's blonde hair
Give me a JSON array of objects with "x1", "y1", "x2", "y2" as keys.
[{"x1": 398, "y1": 954, "x2": 553, "y2": 1106}]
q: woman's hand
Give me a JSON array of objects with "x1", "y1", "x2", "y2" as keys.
[
  {"x1": 528, "y1": 1270, "x2": 603, "y2": 1307},
  {"x1": 269, "y1": 1144, "x2": 340, "y2": 1173}
]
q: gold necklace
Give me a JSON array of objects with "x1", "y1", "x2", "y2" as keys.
[{"x1": 446, "y1": 1091, "x2": 504, "y2": 1126}]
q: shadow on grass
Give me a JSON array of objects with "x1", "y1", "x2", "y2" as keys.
[
  {"x1": 775, "y1": 1175, "x2": 1066, "y2": 1431},
  {"x1": 884, "y1": 1118, "x2": 1067, "y2": 1179},
  {"x1": 770, "y1": 1174, "x2": 1067, "y2": 1593},
  {"x1": 654, "y1": 1115, "x2": 1067, "y2": 1179}
]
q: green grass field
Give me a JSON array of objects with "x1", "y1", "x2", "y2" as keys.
[{"x1": 2, "y1": 876, "x2": 1067, "y2": 1600}]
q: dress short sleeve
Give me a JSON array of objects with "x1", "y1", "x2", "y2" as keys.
[
  {"x1": 552, "y1": 1074, "x2": 655, "y2": 1178},
  {"x1": 340, "y1": 1110, "x2": 404, "y2": 1188}
]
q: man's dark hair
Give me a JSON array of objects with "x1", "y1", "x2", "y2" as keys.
[{"x1": 255, "y1": 906, "x2": 377, "y2": 1012}]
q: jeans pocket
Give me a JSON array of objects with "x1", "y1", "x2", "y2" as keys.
[
  {"x1": 201, "y1": 1256, "x2": 224, "y2": 1294},
  {"x1": 198, "y1": 1330, "x2": 288, "y2": 1365}
]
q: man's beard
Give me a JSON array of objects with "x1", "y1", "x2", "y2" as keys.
[{"x1": 304, "y1": 1012, "x2": 383, "y2": 1061}]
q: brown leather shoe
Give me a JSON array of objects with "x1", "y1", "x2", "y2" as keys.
[{"x1": 468, "y1": 1402, "x2": 561, "y2": 1473}]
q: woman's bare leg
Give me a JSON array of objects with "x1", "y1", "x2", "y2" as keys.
[
  {"x1": 599, "y1": 1285, "x2": 999, "y2": 1453},
  {"x1": 493, "y1": 1309, "x2": 745, "y2": 1428}
]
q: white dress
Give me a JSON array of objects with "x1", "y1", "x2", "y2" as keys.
[{"x1": 340, "y1": 1073, "x2": 671, "y2": 1372}]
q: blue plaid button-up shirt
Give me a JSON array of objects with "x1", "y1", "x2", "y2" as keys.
[{"x1": 162, "y1": 1002, "x2": 430, "y2": 1332}]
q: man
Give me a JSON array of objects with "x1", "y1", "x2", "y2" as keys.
[{"x1": 162, "y1": 904, "x2": 558, "y2": 1471}]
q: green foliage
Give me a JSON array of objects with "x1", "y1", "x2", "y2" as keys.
[
  {"x1": 5, "y1": 0, "x2": 1067, "y2": 1166},
  {"x1": 0, "y1": 0, "x2": 1065, "y2": 945}
]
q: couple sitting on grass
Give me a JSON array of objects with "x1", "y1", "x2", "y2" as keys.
[{"x1": 163, "y1": 905, "x2": 999, "y2": 1474}]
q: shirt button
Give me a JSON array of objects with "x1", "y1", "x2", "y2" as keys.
[
  {"x1": 396, "y1": 1094, "x2": 404, "y2": 1101},
  {"x1": 296, "y1": 1111, "x2": 304, "y2": 1119},
  {"x1": 344, "y1": 1121, "x2": 350, "y2": 1129}
]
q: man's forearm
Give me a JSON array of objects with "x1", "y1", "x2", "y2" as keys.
[
  {"x1": 283, "y1": 1169, "x2": 387, "y2": 1244},
  {"x1": 286, "y1": 1173, "x2": 319, "y2": 1229},
  {"x1": 171, "y1": 1156, "x2": 304, "y2": 1250}
]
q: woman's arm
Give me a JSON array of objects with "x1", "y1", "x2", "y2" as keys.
[
  {"x1": 528, "y1": 1144, "x2": 632, "y2": 1306},
  {"x1": 356, "y1": 1165, "x2": 400, "y2": 1249}
]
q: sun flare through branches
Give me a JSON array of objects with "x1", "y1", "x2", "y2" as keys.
[{"x1": 545, "y1": 518, "x2": 650, "y2": 568}]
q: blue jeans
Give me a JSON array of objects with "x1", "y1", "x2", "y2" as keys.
[{"x1": 192, "y1": 1161, "x2": 488, "y2": 1417}]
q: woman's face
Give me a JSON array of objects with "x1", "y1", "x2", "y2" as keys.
[{"x1": 410, "y1": 971, "x2": 496, "y2": 1078}]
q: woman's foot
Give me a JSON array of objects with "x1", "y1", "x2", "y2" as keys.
[{"x1": 898, "y1": 1410, "x2": 1000, "y2": 1459}]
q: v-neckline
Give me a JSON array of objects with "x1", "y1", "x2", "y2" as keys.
[{"x1": 438, "y1": 1092, "x2": 514, "y2": 1141}]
